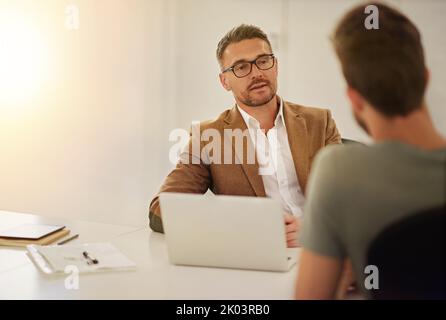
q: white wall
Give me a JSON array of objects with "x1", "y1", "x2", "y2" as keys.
[
  {"x1": 0, "y1": 0, "x2": 445, "y2": 227},
  {"x1": 400, "y1": 0, "x2": 446, "y2": 135},
  {"x1": 0, "y1": 0, "x2": 173, "y2": 226}
]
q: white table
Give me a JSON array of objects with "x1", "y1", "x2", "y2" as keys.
[{"x1": 0, "y1": 211, "x2": 299, "y2": 299}]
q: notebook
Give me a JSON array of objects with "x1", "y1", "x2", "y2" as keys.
[
  {"x1": 0, "y1": 224, "x2": 65, "y2": 239},
  {"x1": 0, "y1": 224, "x2": 70, "y2": 247}
]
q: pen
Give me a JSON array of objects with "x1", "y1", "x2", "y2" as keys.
[
  {"x1": 57, "y1": 234, "x2": 79, "y2": 245},
  {"x1": 83, "y1": 251, "x2": 99, "y2": 265}
]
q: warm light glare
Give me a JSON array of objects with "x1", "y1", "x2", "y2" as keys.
[{"x1": 0, "y1": 10, "x2": 50, "y2": 108}]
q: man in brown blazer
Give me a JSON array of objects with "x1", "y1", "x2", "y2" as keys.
[{"x1": 149, "y1": 24, "x2": 341, "y2": 246}]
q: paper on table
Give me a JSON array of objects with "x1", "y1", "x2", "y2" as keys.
[{"x1": 27, "y1": 242, "x2": 136, "y2": 274}]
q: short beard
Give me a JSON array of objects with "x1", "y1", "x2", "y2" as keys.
[
  {"x1": 354, "y1": 113, "x2": 370, "y2": 135},
  {"x1": 239, "y1": 84, "x2": 276, "y2": 107}
]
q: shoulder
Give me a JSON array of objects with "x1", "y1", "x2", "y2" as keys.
[
  {"x1": 311, "y1": 144, "x2": 376, "y2": 189},
  {"x1": 316, "y1": 143, "x2": 370, "y2": 167},
  {"x1": 305, "y1": 144, "x2": 371, "y2": 216},
  {"x1": 194, "y1": 107, "x2": 235, "y2": 132},
  {"x1": 284, "y1": 101, "x2": 333, "y2": 121}
]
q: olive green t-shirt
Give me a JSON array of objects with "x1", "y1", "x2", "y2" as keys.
[{"x1": 299, "y1": 140, "x2": 446, "y2": 296}]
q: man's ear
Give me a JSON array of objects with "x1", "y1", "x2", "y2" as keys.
[
  {"x1": 346, "y1": 87, "x2": 364, "y2": 114},
  {"x1": 219, "y1": 73, "x2": 231, "y2": 91}
]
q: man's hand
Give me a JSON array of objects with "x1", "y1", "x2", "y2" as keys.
[{"x1": 284, "y1": 213, "x2": 300, "y2": 248}]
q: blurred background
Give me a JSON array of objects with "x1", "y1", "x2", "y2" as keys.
[{"x1": 0, "y1": 0, "x2": 445, "y2": 226}]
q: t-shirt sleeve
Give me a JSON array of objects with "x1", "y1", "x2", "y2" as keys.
[{"x1": 299, "y1": 145, "x2": 347, "y2": 258}]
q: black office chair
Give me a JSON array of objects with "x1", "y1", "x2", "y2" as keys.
[
  {"x1": 341, "y1": 138, "x2": 364, "y2": 145},
  {"x1": 367, "y1": 205, "x2": 446, "y2": 299}
]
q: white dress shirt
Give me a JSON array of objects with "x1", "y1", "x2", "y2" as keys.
[{"x1": 237, "y1": 99, "x2": 306, "y2": 217}]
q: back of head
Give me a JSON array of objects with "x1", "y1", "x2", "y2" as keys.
[{"x1": 332, "y1": 2, "x2": 427, "y2": 117}]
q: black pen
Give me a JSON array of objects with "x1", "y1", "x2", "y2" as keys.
[{"x1": 82, "y1": 251, "x2": 99, "y2": 265}]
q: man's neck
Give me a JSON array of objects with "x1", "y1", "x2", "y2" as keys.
[
  {"x1": 370, "y1": 106, "x2": 446, "y2": 150},
  {"x1": 237, "y1": 95, "x2": 279, "y2": 132}
]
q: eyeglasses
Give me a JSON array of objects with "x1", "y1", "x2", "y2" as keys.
[{"x1": 222, "y1": 54, "x2": 275, "y2": 78}]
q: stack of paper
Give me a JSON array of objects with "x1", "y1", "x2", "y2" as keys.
[
  {"x1": 27, "y1": 242, "x2": 136, "y2": 274},
  {"x1": 0, "y1": 224, "x2": 70, "y2": 247}
]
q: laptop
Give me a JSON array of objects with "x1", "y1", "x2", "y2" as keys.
[{"x1": 159, "y1": 192, "x2": 298, "y2": 272}]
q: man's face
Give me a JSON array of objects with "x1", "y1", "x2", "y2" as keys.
[
  {"x1": 219, "y1": 38, "x2": 278, "y2": 107},
  {"x1": 347, "y1": 87, "x2": 371, "y2": 135}
]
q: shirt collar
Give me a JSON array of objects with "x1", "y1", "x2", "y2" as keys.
[{"x1": 237, "y1": 97, "x2": 285, "y2": 130}]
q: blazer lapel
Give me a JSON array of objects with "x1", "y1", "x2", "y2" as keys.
[
  {"x1": 283, "y1": 101, "x2": 310, "y2": 194},
  {"x1": 223, "y1": 106, "x2": 266, "y2": 197}
]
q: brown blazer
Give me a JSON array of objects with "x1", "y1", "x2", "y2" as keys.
[{"x1": 149, "y1": 100, "x2": 341, "y2": 232}]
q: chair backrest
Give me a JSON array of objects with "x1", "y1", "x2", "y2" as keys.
[
  {"x1": 367, "y1": 205, "x2": 446, "y2": 299},
  {"x1": 341, "y1": 138, "x2": 364, "y2": 145}
]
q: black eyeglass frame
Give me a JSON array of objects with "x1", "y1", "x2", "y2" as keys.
[{"x1": 221, "y1": 53, "x2": 275, "y2": 78}]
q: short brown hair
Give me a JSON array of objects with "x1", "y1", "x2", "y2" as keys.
[
  {"x1": 333, "y1": 2, "x2": 427, "y2": 117},
  {"x1": 216, "y1": 24, "x2": 272, "y2": 67}
]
